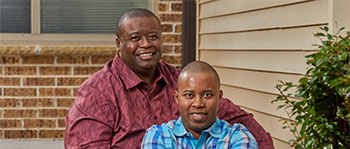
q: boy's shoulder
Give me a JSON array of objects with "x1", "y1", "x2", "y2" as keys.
[{"x1": 146, "y1": 119, "x2": 177, "y2": 137}]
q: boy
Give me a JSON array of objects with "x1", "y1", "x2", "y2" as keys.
[{"x1": 141, "y1": 61, "x2": 258, "y2": 149}]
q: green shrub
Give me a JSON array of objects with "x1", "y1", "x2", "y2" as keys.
[{"x1": 272, "y1": 26, "x2": 350, "y2": 149}]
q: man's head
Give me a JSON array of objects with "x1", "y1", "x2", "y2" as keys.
[
  {"x1": 115, "y1": 8, "x2": 162, "y2": 75},
  {"x1": 175, "y1": 61, "x2": 223, "y2": 138}
]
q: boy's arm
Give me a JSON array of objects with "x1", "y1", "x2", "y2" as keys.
[
  {"x1": 141, "y1": 126, "x2": 166, "y2": 149},
  {"x1": 218, "y1": 98, "x2": 274, "y2": 149}
]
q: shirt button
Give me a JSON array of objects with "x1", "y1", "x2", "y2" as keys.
[{"x1": 154, "y1": 115, "x2": 158, "y2": 120}]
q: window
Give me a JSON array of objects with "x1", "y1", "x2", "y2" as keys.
[
  {"x1": 0, "y1": 0, "x2": 31, "y2": 33},
  {"x1": 0, "y1": 0, "x2": 157, "y2": 45}
]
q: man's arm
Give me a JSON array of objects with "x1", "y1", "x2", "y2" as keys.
[
  {"x1": 64, "y1": 86, "x2": 116, "y2": 149},
  {"x1": 141, "y1": 126, "x2": 166, "y2": 149},
  {"x1": 218, "y1": 98, "x2": 274, "y2": 149}
]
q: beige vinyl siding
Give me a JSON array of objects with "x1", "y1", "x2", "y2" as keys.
[{"x1": 196, "y1": 0, "x2": 350, "y2": 148}]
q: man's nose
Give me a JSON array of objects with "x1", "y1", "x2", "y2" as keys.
[{"x1": 140, "y1": 37, "x2": 152, "y2": 48}]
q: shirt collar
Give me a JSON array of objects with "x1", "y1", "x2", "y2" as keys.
[
  {"x1": 112, "y1": 55, "x2": 168, "y2": 90},
  {"x1": 172, "y1": 117, "x2": 222, "y2": 138}
]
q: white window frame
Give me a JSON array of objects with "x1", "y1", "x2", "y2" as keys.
[{"x1": 0, "y1": 0, "x2": 158, "y2": 45}]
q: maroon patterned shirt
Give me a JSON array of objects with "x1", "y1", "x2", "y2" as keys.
[{"x1": 65, "y1": 55, "x2": 274, "y2": 149}]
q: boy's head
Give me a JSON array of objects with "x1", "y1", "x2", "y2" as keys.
[{"x1": 175, "y1": 61, "x2": 223, "y2": 138}]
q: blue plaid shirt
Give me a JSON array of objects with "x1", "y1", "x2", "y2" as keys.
[{"x1": 141, "y1": 117, "x2": 258, "y2": 149}]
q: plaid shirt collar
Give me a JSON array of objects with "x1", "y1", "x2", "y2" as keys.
[{"x1": 172, "y1": 117, "x2": 222, "y2": 138}]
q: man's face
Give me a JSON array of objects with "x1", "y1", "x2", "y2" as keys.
[
  {"x1": 175, "y1": 72, "x2": 222, "y2": 134},
  {"x1": 116, "y1": 17, "x2": 162, "y2": 74}
]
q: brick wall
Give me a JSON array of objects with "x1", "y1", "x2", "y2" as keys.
[
  {"x1": 0, "y1": 48, "x2": 114, "y2": 139},
  {"x1": 0, "y1": 1, "x2": 182, "y2": 140},
  {"x1": 159, "y1": 0, "x2": 182, "y2": 68}
]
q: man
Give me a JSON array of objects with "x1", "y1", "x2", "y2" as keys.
[
  {"x1": 65, "y1": 8, "x2": 273, "y2": 149},
  {"x1": 141, "y1": 61, "x2": 258, "y2": 149}
]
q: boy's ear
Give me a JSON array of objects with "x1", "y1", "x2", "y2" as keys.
[
  {"x1": 174, "y1": 90, "x2": 179, "y2": 104},
  {"x1": 219, "y1": 90, "x2": 223, "y2": 100}
]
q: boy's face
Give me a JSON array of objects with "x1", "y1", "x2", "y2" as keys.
[{"x1": 175, "y1": 72, "x2": 222, "y2": 136}]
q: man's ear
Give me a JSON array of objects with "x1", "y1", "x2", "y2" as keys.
[
  {"x1": 174, "y1": 90, "x2": 179, "y2": 104},
  {"x1": 115, "y1": 37, "x2": 121, "y2": 50}
]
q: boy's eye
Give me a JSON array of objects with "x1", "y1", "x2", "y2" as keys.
[
  {"x1": 184, "y1": 93, "x2": 194, "y2": 98},
  {"x1": 203, "y1": 93, "x2": 213, "y2": 98}
]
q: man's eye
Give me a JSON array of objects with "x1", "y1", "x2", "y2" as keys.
[
  {"x1": 149, "y1": 35, "x2": 158, "y2": 40},
  {"x1": 131, "y1": 36, "x2": 140, "y2": 41},
  {"x1": 203, "y1": 93, "x2": 213, "y2": 98}
]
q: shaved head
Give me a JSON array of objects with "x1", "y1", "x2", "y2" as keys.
[
  {"x1": 116, "y1": 8, "x2": 161, "y2": 38},
  {"x1": 178, "y1": 61, "x2": 221, "y2": 89}
]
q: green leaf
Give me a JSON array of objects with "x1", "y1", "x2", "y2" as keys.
[
  {"x1": 315, "y1": 32, "x2": 326, "y2": 37},
  {"x1": 316, "y1": 58, "x2": 323, "y2": 67},
  {"x1": 327, "y1": 34, "x2": 332, "y2": 40},
  {"x1": 299, "y1": 77, "x2": 308, "y2": 84},
  {"x1": 324, "y1": 26, "x2": 329, "y2": 32}
]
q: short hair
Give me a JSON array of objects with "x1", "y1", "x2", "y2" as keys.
[
  {"x1": 116, "y1": 8, "x2": 161, "y2": 38},
  {"x1": 177, "y1": 61, "x2": 221, "y2": 89}
]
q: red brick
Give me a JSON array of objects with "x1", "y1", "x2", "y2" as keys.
[
  {"x1": 171, "y1": 3, "x2": 182, "y2": 11},
  {"x1": 4, "y1": 88, "x2": 36, "y2": 96},
  {"x1": 39, "y1": 88, "x2": 71, "y2": 96},
  {"x1": 158, "y1": 2, "x2": 168, "y2": 11},
  {"x1": 159, "y1": 13, "x2": 182, "y2": 22},
  {"x1": 73, "y1": 88, "x2": 78, "y2": 96},
  {"x1": 174, "y1": 45, "x2": 182, "y2": 53},
  {"x1": 5, "y1": 130, "x2": 37, "y2": 139},
  {"x1": 162, "y1": 34, "x2": 182, "y2": 43},
  {"x1": 0, "y1": 56, "x2": 20, "y2": 64},
  {"x1": 40, "y1": 66, "x2": 71, "y2": 75},
  {"x1": 23, "y1": 119, "x2": 56, "y2": 128},
  {"x1": 57, "y1": 98, "x2": 75, "y2": 107},
  {"x1": 58, "y1": 119, "x2": 65, "y2": 128},
  {"x1": 4, "y1": 66, "x2": 36, "y2": 75},
  {"x1": 22, "y1": 98, "x2": 55, "y2": 107},
  {"x1": 23, "y1": 77, "x2": 55, "y2": 86},
  {"x1": 0, "y1": 119, "x2": 21, "y2": 128},
  {"x1": 57, "y1": 77, "x2": 87, "y2": 86},
  {"x1": 39, "y1": 130, "x2": 65, "y2": 138},
  {"x1": 175, "y1": 24, "x2": 182, "y2": 32},
  {"x1": 0, "y1": 66, "x2": 2, "y2": 75},
  {"x1": 74, "y1": 66, "x2": 103, "y2": 75},
  {"x1": 91, "y1": 55, "x2": 114, "y2": 64},
  {"x1": 163, "y1": 45, "x2": 173, "y2": 54},
  {"x1": 0, "y1": 130, "x2": 2, "y2": 139},
  {"x1": 0, "y1": 98, "x2": 20, "y2": 107},
  {"x1": 57, "y1": 55, "x2": 89, "y2": 64},
  {"x1": 161, "y1": 24, "x2": 173, "y2": 32},
  {"x1": 0, "y1": 77, "x2": 20, "y2": 86},
  {"x1": 162, "y1": 55, "x2": 182, "y2": 65},
  {"x1": 39, "y1": 109, "x2": 68, "y2": 118},
  {"x1": 23, "y1": 55, "x2": 53, "y2": 64},
  {"x1": 4, "y1": 109, "x2": 37, "y2": 118}
]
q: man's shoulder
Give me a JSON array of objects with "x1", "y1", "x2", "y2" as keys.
[
  {"x1": 80, "y1": 61, "x2": 119, "y2": 89},
  {"x1": 158, "y1": 60, "x2": 180, "y2": 77}
]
